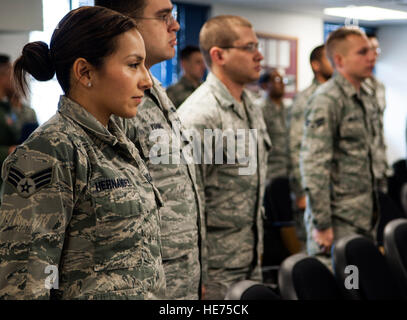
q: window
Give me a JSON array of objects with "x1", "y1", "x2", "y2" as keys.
[
  {"x1": 151, "y1": 2, "x2": 210, "y2": 88},
  {"x1": 323, "y1": 22, "x2": 377, "y2": 41}
]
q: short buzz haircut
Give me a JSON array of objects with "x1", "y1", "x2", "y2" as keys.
[
  {"x1": 199, "y1": 15, "x2": 252, "y2": 67},
  {"x1": 325, "y1": 26, "x2": 366, "y2": 66},
  {"x1": 180, "y1": 45, "x2": 201, "y2": 61},
  {"x1": 309, "y1": 44, "x2": 325, "y2": 64},
  {"x1": 94, "y1": 0, "x2": 147, "y2": 19}
]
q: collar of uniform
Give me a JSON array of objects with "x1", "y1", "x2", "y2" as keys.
[
  {"x1": 57, "y1": 95, "x2": 118, "y2": 146},
  {"x1": 360, "y1": 77, "x2": 376, "y2": 96},
  {"x1": 334, "y1": 72, "x2": 360, "y2": 98},
  {"x1": 264, "y1": 95, "x2": 285, "y2": 109},
  {"x1": 312, "y1": 77, "x2": 322, "y2": 86},
  {"x1": 206, "y1": 72, "x2": 250, "y2": 120},
  {"x1": 179, "y1": 75, "x2": 200, "y2": 90},
  {"x1": 146, "y1": 72, "x2": 177, "y2": 113}
]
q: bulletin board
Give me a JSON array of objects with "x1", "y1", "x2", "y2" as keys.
[{"x1": 256, "y1": 32, "x2": 298, "y2": 98}]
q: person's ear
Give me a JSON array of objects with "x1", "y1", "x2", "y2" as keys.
[
  {"x1": 209, "y1": 47, "x2": 226, "y2": 66},
  {"x1": 72, "y1": 57, "x2": 94, "y2": 88},
  {"x1": 333, "y1": 52, "x2": 342, "y2": 69}
]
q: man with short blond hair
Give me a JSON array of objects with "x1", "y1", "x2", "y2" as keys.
[
  {"x1": 178, "y1": 15, "x2": 270, "y2": 299},
  {"x1": 300, "y1": 27, "x2": 378, "y2": 268},
  {"x1": 199, "y1": 15, "x2": 252, "y2": 67}
]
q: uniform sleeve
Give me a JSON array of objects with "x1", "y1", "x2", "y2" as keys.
[
  {"x1": 0, "y1": 136, "x2": 85, "y2": 299},
  {"x1": 300, "y1": 95, "x2": 335, "y2": 230},
  {"x1": 178, "y1": 109, "x2": 217, "y2": 286},
  {"x1": 165, "y1": 86, "x2": 178, "y2": 108},
  {"x1": 264, "y1": 107, "x2": 290, "y2": 180}
]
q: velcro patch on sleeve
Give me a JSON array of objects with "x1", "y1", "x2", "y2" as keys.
[{"x1": 6, "y1": 166, "x2": 54, "y2": 198}]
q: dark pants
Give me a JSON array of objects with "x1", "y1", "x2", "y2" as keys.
[
  {"x1": 376, "y1": 191, "x2": 405, "y2": 246},
  {"x1": 262, "y1": 177, "x2": 294, "y2": 267}
]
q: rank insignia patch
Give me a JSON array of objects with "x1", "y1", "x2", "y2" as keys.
[{"x1": 6, "y1": 166, "x2": 54, "y2": 198}]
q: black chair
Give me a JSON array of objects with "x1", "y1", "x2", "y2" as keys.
[
  {"x1": 333, "y1": 234, "x2": 406, "y2": 300},
  {"x1": 224, "y1": 280, "x2": 280, "y2": 300},
  {"x1": 278, "y1": 253, "x2": 343, "y2": 300},
  {"x1": 384, "y1": 218, "x2": 407, "y2": 295}
]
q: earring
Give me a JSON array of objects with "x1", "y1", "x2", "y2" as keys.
[{"x1": 87, "y1": 82, "x2": 92, "y2": 87}]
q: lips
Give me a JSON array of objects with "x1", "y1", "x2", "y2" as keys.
[
  {"x1": 132, "y1": 95, "x2": 144, "y2": 103},
  {"x1": 169, "y1": 38, "x2": 177, "y2": 47}
]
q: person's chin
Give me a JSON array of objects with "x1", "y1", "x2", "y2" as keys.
[{"x1": 122, "y1": 107, "x2": 139, "y2": 119}]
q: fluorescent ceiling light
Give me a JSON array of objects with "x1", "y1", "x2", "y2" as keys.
[{"x1": 324, "y1": 6, "x2": 407, "y2": 21}]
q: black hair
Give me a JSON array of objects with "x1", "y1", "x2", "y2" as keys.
[
  {"x1": 14, "y1": 6, "x2": 136, "y2": 97},
  {"x1": 310, "y1": 44, "x2": 325, "y2": 64},
  {"x1": 180, "y1": 45, "x2": 201, "y2": 61},
  {"x1": 94, "y1": 0, "x2": 147, "y2": 19}
]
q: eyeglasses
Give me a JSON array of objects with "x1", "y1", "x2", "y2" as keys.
[
  {"x1": 272, "y1": 76, "x2": 289, "y2": 85},
  {"x1": 373, "y1": 47, "x2": 381, "y2": 55},
  {"x1": 134, "y1": 11, "x2": 177, "y2": 27},
  {"x1": 219, "y1": 42, "x2": 260, "y2": 53}
]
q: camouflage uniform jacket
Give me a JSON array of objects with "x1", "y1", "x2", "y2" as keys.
[
  {"x1": 300, "y1": 73, "x2": 377, "y2": 232},
  {"x1": 115, "y1": 75, "x2": 202, "y2": 300},
  {"x1": 0, "y1": 96, "x2": 166, "y2": 300},
  {"x1": 166, "y1": 76, "x2": 200, "y2": 109},
  {"x1": 261, "y1": 97, "x2": 290, "y2": 181},
  {"x1": 362, "y1": 76, "x2": 390, "y2": 192},
  {"x1": 178, "y1": 72, "x2": 271, "y2": 283},
  {"x1": 289, "y1": 78, "x2": 320, "y2": 198}
]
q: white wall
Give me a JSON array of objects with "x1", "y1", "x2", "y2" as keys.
[
  {"x1": 0, "y1": 0, "x2": 42, "y2": 65},
  {"x1": 0, "y1": 0, "x2": 43, "y2": 31},
  {"x1": 376, "y1": 26, "x2": 407, "y2": 165},
  {"x1": 0, "y1": 32, "x2": 30, "y2": 61},
  {"x1": 211, "y1": 4, "x2": 324, "y2": 91}
]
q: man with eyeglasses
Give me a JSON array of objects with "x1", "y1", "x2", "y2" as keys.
[
  {"x1": 300, "y1": 27, "x2": 378, "y2": 269},
  {"x1": 178, "y1": 15, "x2": 270, "y2": 300},
  {"x1": 95, "y1": 0, "x2": 203, "y2": 300},
  {"x1": 258, "y1": 69, "x2": 303, "y2": 269},
  {"x1": 259, "y1": 69, "x2": 290, "y2": 183}
]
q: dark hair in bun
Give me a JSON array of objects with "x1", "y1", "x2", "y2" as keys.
[
  {"x1": 13, "y1": 6, "x2": 136, "y2": 97},
  {"x1": 14, "y1": 42, "x2": 55, "y2": 96}
]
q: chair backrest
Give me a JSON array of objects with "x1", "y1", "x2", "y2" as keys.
[
  {"x1": 278, "y1": 253, "x2": 343, "y2": 300},
  {"x1": 333, "y1": 234, "x2": 406, "y2": 300},
  {"x1": 224, "y1": 280, "x2": 280, "y2": 300},
  {"x1": 384, "y1": 218, "x2": 407, "y2": 294}
]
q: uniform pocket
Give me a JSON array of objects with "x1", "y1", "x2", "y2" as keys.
[{"x1": 91, "y1": 187, "x2": 148, "y2": 272}]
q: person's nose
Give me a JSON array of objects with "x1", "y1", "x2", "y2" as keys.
[
  {"x1": 255, "y1": 49, "x2": 264, "y2": 62},
  {"x1": 169, "y1": 18, "x2": 180, "y2": 33},
  {"x1": 139, "y1": 64, "x2": 153, "y2": 91}
]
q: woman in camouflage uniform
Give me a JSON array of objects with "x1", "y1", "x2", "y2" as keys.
[{"x1": 0, "y1": 6, "x2": 165, "y2": 299}]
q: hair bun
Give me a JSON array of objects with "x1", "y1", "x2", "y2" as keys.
[{"x1": 21, "y1": 41, "x2": 55, "y2": 81}]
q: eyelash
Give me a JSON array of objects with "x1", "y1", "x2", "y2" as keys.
[{"x1": 129, "y1": 63, "x2": 140, "y2": 68}]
